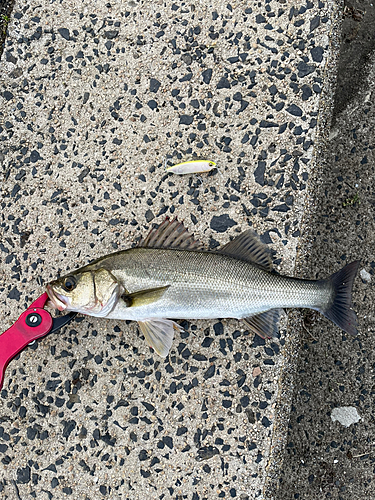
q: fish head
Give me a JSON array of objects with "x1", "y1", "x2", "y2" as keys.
[{"x1": 46, "y1": 268, "x2": 122, "y2": 317}]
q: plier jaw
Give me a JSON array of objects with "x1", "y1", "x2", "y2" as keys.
[{"x1": 0, "y1": 292, "x2": 77, "y2": 390}]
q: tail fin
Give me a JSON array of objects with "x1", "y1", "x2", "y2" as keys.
[{"x1": 321, "y1": 261, "x2": 360, "y2": 335}]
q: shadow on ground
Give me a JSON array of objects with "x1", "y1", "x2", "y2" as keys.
[
  {"x1": 333, "y1": 0, "x2": 375, "y2": 121},
  {"x1": 276, "y1": 2, "x2": 375, "y2": 499}
]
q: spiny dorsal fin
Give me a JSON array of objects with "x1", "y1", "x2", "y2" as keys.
[
  {"x1": 243, "y1": 309, "x2": 284, "y2": 339},
  {"x1": 219, "y1": 230, "x2": 272, "y2": 271},
  {"x1": 139, "y1": 217, "x2": 204, "y2": 251}
]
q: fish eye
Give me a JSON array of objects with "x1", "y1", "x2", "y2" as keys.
[{"x1": 62, "y1": 276, "x2": 76, "y2": 292}]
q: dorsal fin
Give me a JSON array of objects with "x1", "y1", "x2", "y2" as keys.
[
  {"x1": 218, "y1": 230, "x2": 272, "y2": 271},
  {"x1": 139, "y1": 217, "x2": 204, "y2": 250}
]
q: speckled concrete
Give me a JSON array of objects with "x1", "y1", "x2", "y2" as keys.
[{"x1": 0, "y1": 0, "x2": 342, "y2": 498}]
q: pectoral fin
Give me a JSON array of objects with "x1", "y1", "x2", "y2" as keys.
[
  {"x1": 243, "y1": 309, "x2": 284, "y2": 339},
  {"x1": 138, "y1": 319, "x2": 182, "y2": 357},
  {"x1": 122, "y1": 285, "x2": 170, "y2": 308}
]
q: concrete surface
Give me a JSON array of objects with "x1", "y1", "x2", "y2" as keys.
[
  {"x1": 0, "y1": 0, "x2": 353, "y2": 499},
  {"x1": 276, "y1": 41, "x2": 375, "y2": 500},
  {"x1": 333, "y1": 0, "x2": 375, "y2": 121}
]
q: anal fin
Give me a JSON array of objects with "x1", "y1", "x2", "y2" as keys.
[
  {"x1": 243, "y1": 309, "x2": 283, "y2": 339},
  {"x1": 138, "y1": 319, "x2": 183, "y2": 357}
]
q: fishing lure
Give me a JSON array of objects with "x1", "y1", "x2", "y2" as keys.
[{"x1": 165, "y1": 160, "x2": 217, "y2": 175}]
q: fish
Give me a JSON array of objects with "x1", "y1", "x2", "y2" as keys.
[
  {"x1": 46, "y1": 218, "x2": 359, "y2": 357},
  {"x1": 165, "y1": 160, "x2": 217, "y2": 175}
]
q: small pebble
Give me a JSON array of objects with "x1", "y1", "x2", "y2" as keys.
[
  {"x1": 331, "y1": 407, "x2": 361, "y2": 427},
  {"x1": 360, "y1": 268, "x2": 371, "y2": 283}
]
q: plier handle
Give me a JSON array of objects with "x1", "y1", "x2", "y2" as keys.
[{"x1": 0, "y1": 292, "x2": 76, "y2": 390}]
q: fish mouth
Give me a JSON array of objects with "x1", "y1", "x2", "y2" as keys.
[{"x1": 46, "y1": 284, "x2": 67, "y2": 312}]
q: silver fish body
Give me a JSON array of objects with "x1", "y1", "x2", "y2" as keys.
[
  {"x1": 47, "y1": 218, "x2": 359, "y2": 357},
  {"x1": 95, "y1": 247, "x2": 331, "y2": 321}
]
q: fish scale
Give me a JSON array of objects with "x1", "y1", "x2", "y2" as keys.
[
  {"x1": 93, "y1": 247, "x2": 332, "y2": 321},
  {"x1": 46, "y1": 219, "x2": 359, "y2": 357}
]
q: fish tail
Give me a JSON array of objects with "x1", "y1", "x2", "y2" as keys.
[{"x1": 320, "y1": 260, "x2": 360, "y2": 335}]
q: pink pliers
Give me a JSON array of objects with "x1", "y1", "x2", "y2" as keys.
[{"x1": 0, "y1": 292, "x2": 77, "y2": 390}]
